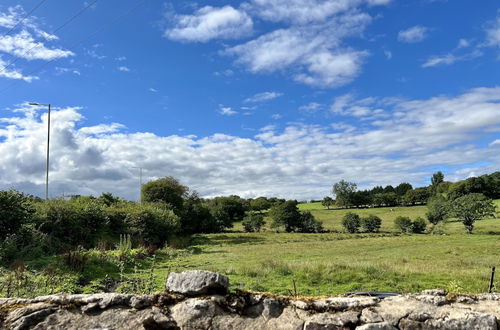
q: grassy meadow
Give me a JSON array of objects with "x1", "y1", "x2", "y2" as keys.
[{"x1": 4, "y1": 200, "x2": 500, "y2": 297}]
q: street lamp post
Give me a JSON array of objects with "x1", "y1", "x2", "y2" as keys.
[
  {"x1": 29, "y1": 102, "x2": 51, "y2": 200},
  {"x1": 132, "y1": 167, "x2": 143, "y2": 203}
]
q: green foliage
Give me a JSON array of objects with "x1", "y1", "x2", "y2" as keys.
[
  {"x1": 242, "y1": 214, "x2": 266, "y2": 232},
  {"x1": 118, "y1": 234, "x2": 132, "y2": 260},
  {"x1": 360, "y1": 215, "x2": 382, "y2": 233},
  {"x1": 402, "y1": 187, "x2": 431, "y2": 206},
  {"x1": 431, "y1": 171, "x2": 444, "y2": 190},
  {"x1": 116, "y1": 203, "x2": 180, "y2": 245},
  {"x1": 321, "y1": 196, "x2": 334, "y2": 209},
  {"x1": 342, "y1": 212, "x2": 361, "y2": 233},
  {"x1": 34, "y1": 198, "x2": 108, "y2": 248},
  {"x1": 141, "y1": 176, "x2": 188, "y2": 212},
  {"x1": 426, "y1": 195, "x2": 449, "y2": 224},
  {"x1": 0, "y1": 190, "x2": 34, "y2": 241},
  {"x1": 269, "y1": 201, "x2": 322, "y2": 232},
  {"x1": 394, "y1": 216, "x2": 413, "y2": 233},
  {"x1": 332, "y1": 180, "x2": 357, "y2": 208},
  {"x1": 179, "y1": 192, "x2": 214, "y2": 234},
  {"x1": 450, "y1": 193, "x2": 496, "y2": 234},
  {"x1": 298, "y1": 211, "x2": 323, "y2": 233},
  {"x1": 411, "y1": 217, "x2": 427, "y2": 234},
  {"x1": 394, "y1": 182, "x2": 413, "y2": 196},
  {"x1": 208, "y1": 196, "x2": 247, "y2": 232},
  {"x1": 250, "y1": 197, "x2": 271, "y2": 213}
]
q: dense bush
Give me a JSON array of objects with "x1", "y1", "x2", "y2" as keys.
[
  {"x1": 242, "y1": 214, "x2": 266, "y2": 232},
  {"x1": 297, "y1": 211, "x2": 323, "y2": 233},
  {"x1": 394, "y1": 216, "x2": 413, "y2": 233},
  {"x1": 34, "y1": 198, "x2": 108, "y2": 248},
  {"x1": 109, "y1": 203, "x2": 180, "y2": 245},
  {"x1": 411, "y1": 217, "x2": 427, "y2": 234},
  {"x1": 270, "y1": 201, "x2": 322, "y2": 233},
  {"x1": 0, "y1": 190, "x2": 34, "y2": 241},
  {"x1": 342, "y1": 212, "x2": 361, "y2": 233},
  {"x1": 360, "y1": 215, "x2": 382, "y2": 233}
]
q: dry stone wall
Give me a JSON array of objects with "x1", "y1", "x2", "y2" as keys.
[{"x1": 0, "y1": 270, "x2": 499, "y2": 329}]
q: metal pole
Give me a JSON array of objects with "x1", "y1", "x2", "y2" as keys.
[
  {"x1": 489, "y1": 266, "x2": 496, "y2": 293},
  {"x1": 45, "y1": 104, "x2": 51, "y2": 200}
]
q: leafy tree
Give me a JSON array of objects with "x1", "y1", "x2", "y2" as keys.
[
  {"x1": 179, "y1": 192, "x2": 214, "y2": 234},
  {"x1": 450, "y1": 193, "x2": 496, "y2": 234},
  {"x1": 411, "y1": 217, "x2": 427, "y2": 234},
  {"x1": 394, "y1": 216, "x2": 413, "y2": 233},
  {"x1": 342, "y1": 212, "x2": 361, "y2": 233},
  {"x1": 141, "y1": 177, "x2": 188, "y2": 213},
  {"x1": 269, "y1": 200, "x2": 301, "y2": 232},
  {"x1": 402, "y1": 188, "x2": 430, "y2": 206},
  {"x1": 250, "y1": 197, "x2": 271, "y2": 213},
  {"x1": 97, "y1": 192, "x2": 124, "y2": 206},
  {"x1": 0, "y1": 190, "x2": 34, "y2": 240},
  {"x1": 383, "y1": 185, "x2": 395, "y2": 194},
  {"x1": 394, "y1": 182, "x2": 413, "y2": 196},
  {"x1": 321, "y1": 196, "x2": 334, "y2": 209},
  {"x1": 426, "y1": 195, "x2": 449, "y2": 225},
  {"x1": 431, "y1": 171, "x2": 444, "y2": 191},
  {"x1": 360, "y1": 215, "x2": 382, "y2": 233},
  {"x1": 242, "y1": 214, "x2": 266, "y2": 232},
  {"x1": 297, "y1": 211, "x2": 323, "y2": 233},
  {"x1": 332, "y1": 180, "x2": 357, "y2": 208}
]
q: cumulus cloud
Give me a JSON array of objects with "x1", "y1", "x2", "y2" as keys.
[
  {"x1": 398, "y1": 26, "x2": 428, "y2": 43},
  {"x1": 165, "y1": 5, "x2": 253, "y2": 42},
  {"x1": 1, "y1": 87, "x2": 500, "y2": 200},
  {"x1": 244, "y1": 91, "x2": 283, "y2": 103},
  {"x1": 0, "y1": 6, "x2": 73, "y2": 81},
  {"x1": 299, "y1": 102, "x2": 322, "y2": 113},
  {"x1": 118, "y1": 66, "x2": 130, "y2": 72},
  {"x1": 225, "y1": 11, "x2": 371, "y2": 87}
]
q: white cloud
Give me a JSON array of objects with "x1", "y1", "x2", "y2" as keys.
[
  {"x1": 398, "y1": 25, "x2": 428, "y2": 43},
  {"x1": 165, "y1": 5, "x2": 253, "y2": 42},
  {"x1": 149, "y1": 88, "x2": 158, "y2": 92},
  {"x1": 244, "y1": 0, "x2": 389, "y2": 24},
  {"x1": 271, "y1": 114, "x2": 282, "y2": 119},
  {"x1": 384, "y1": 50, "x2": 392, "y2": 59},
  {"x1": 218, "y1": 105, "x2": 237, "y2": 116},
  {"x1": 299, "y1": 102, "x2": 322, "y2": 113},
  {"x1": 457, "y1": 38, "x2": 470, "y2": 49},
  {"x1": 55, "y1": 67, "x2": 81, "y2": 76},
  {"x1": 485, "y1": 15, "x2": 500, "y2": 47},
  {"x1": 225, "y1": 11, "x2": 371, "y2": 87},
  {"x1": 422, "y1": 50, "x2": 482, "y2": 68},
  {"x1": 244, "y1": 91, "x2": 283, "y2": 103},
  {"x1": 115, "y1": 56, "x2": 127, "y2": 61},
  {"x1": 118, "y1": 66, "x2": 130, "y2": 72},
  {"x1": 0, "y1": 30, "x2": 73, "y2": 60},
  {"x1": 1, "y1": 88, "x2": 499, "y2": 200},
  {"x1": 0, "y1": 56, "x2": 37, "y2": 81}
]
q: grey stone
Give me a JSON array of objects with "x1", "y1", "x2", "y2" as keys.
[
  {"x1": 360, "y1": 308, "x2": 383, "y2": 323},
  {"x1": 356, "y1": 322, "x2": 398, "y2": 330},
  {"x1": 166, "y1": 270, "x2": 229, "y2": 296}
]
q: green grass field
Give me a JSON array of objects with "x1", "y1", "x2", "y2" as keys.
[{"x1": 6, "y1": 200, "x2": 500, "y2": 298}]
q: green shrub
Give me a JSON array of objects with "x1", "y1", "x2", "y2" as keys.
[
  {"x1": 242, "y1": 214, "x2": 266, "y2": 232},
  {"x1": 411, "y1": 217, "x2": 427, "y2": 234},
  {"x1": 394, "y1": 216, "x2": 413, "y2": 233},
  {"x1": 342, "y1": 212, "x2": 361, "y2": 233},
  {"x1": 119, "y1": 203, "x2": 180, "y2": 246},
  {"x1": 426, "y1": 196, "x2": 449, "y2": 225},
  {"x1": 360, "y1": 215, "x2": 382, "y2": 233},
  {"x1": 141, "y1": 177, "x2": 188, "y2": 213},
  {"x1": 0, "y1": 190, "x2": 34, "y2": 241},
  {"x1": 297, "y1": 211, "x2": 323, "y2": 233}
]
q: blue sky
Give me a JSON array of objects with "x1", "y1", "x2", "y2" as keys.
[{"x1": 0, "y1": 0, "x2": 499, "y2": 200}]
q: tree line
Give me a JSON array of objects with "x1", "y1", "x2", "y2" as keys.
[{"x1": 324, "y1": 171, "x2": 500, "y2": 209}]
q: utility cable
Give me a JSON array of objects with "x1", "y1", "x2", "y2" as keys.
[
  {"x1": 0, "y1": 0, "x2": 149, "y2": 96},
  {"x1": 1, "y1": 0, "x2": 48, "y2": 38},
  {"x1": 0, "y1": 0, "x2": 99, "y2": 76}
]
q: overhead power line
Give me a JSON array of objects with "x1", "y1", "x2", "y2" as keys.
[
  {"x1": 1, "y1": 0, "x2": 48, "y2": 38},
  {"x1": 0, "y1": 0, "x2": 99, "y2": 76},
  {"x1": 0, "y1": 0, "x2": 149, "y2": 96}
]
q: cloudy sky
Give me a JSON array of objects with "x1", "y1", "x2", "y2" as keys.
[{"x1": 0, "y1": 0, "x2": 499, "y2": 200}]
